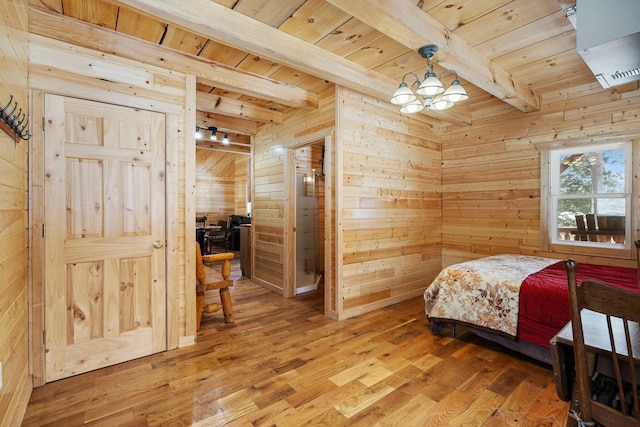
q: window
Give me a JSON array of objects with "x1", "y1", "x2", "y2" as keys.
[{"x1": 548, "y1": 141, "x2": 631, "y2": 249}]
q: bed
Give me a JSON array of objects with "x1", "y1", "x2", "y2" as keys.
[{"x1": 423, "y1": 254, "x2": 639, "y2": 364}]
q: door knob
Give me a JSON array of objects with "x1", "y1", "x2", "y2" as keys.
[{"x1": 153, "y1": 240, "x2": 164, "y2": 249}]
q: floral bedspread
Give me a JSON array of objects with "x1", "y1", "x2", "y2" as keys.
[{"x1": 423, "y1": 254, "x2": 558, "y2": 338}]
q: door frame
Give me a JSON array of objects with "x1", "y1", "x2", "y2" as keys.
[
  {"x1": 29, "y1": 86, "x2": 182, "y2": 386},
  {"x1": 284, "y1": 129, "x2": 334, "y2": 317}
]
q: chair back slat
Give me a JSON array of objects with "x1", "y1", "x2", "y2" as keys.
[
  {"x1": 578, "y1": 280, "x2": 640, "y2": 322},
  {"x1": 564, "y1": 259, "x2": 640, "y2": 426},
  {"x1": 622, "y1": 319, "x2": 640, "y2": 418}
]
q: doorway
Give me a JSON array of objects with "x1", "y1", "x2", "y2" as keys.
[
  {"x1": 295, "y1": 169, "x2": 323, "y2": 294},
  {"x1": 293, "y1": 143, "x2": 325, "y2": 295},
  {"x1": 283, "y1": 130, "x2": 333, "y2": 317}
]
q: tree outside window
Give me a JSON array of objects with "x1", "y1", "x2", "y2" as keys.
[{"x1": 550, "y1": 142, "x2": 630, "y2": 247}]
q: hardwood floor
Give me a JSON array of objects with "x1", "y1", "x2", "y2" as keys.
[{"x1": 23, "y1": 259, "x2": 570, "y2": 426}]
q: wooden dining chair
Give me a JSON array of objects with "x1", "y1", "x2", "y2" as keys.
[
  {"x1": 209, "y1": 219, "x2": 230, "y2": 252},
  {"x1": 196, "y1": 215, "x2": 208, "y2": 231},
  {"x1": 195, "y1": 242, "x2": 235, "y2": 330},
  {"x1": 564, "y1": 259, "x2": 640, "y2": 426}
]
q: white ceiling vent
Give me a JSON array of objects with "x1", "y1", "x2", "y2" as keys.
[{"x1": 576, "y1": 0, "x2": 640, "y2": 88}]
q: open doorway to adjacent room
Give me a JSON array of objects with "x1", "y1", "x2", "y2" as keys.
[
  {"x1": 294, "y1": 149, "x2": 324, "y2": 294},
  {"x1": 285, "y1": 135, "x2": 332, "y2": 314}
]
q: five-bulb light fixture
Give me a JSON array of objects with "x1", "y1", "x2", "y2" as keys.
[
  {"x1": 195, "y1": 126, "x2": 230, "y2": 144},
  {"x1": 391, "y1": 44, "x2": 469, "y2": 114}
]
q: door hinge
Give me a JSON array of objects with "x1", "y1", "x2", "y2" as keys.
[
  {"x1": 43, "y1": 330, "x2": 46, "y2": 345},
  {"x1": 42, "y1": 117, "x2": 45, "y2": 132},
  {"x1": 42, "y1": 223, "x2": 45, "y2": 238}
]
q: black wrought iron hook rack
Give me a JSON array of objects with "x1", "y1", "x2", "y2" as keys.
[{"x1": 0, "y1": 94, "x2": 31, "y2": 142}]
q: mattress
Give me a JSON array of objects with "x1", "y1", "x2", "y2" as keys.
[
  {"x1": 518, "y1": 260, "x2": 638, "y2": 347},
  {"x1": 424, "y1": 254, "x2": 639, "y2": 349}
]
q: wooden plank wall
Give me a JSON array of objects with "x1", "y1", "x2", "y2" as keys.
[
  {"x1": 337, "y1": 88, "x2": 443, "y2": 319},
  {"x1": 253, "y1": 88, "x2": 335, "y2": 294},
  {"x1": 234, "y1": 155, "x2": 249, "y2": 216},
  {"x1": 195, "y1": 149, "x2": 246, "y2": 224},
  {"x1": 441, "y1": 81, "x2": 640, "y2": 268},
  {"x1": 0, "y1": 0, "x2": 31, "y2": 425},
  {"x1": 253, "y1": 86, "x2": 442, "y2": 319}
]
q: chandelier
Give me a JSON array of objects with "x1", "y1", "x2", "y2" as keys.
[{"x1": 391, "y1": 44, "x2": 469, "y2": 113}]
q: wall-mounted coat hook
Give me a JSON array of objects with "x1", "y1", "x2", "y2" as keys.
[{"x1": 0, "y1": 94, "x2": 31, "y2": 142}]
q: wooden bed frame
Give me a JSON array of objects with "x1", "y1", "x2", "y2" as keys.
[
  {"x1": 428, "y1": 241, "x2": 640, "y2": 366},
  {"x1": 432, "y1": 321, "x2": 554, "y2": 365}
]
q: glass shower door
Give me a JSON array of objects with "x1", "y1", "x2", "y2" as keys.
[{"x1": 295, "y1": 171, "x2": 318, "y2": 294}]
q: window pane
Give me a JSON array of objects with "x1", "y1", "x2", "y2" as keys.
[
  {"x1": 559, "y1": 149, "x2": 625, "y2": 194},
  {"x1": 595, "y1": 197, "x2": 626, "y2": 216},
  {"x1": 557, "y1": 198, "x2": 592, "y2": 227},
  {"x1": 556, "y1": 198, "x2": 626, "y2": 245},
  {"x1": 548, "y1": 142, "x2": 630, "y2": 250}
]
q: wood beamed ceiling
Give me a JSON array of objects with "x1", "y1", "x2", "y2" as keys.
[{"x1": 27, "y1": 0, "x2": 625, "y2": 147}]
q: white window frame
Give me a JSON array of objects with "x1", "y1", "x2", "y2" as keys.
[{"x1": 541, "y1": 140, "x2": 637, "y2": 258}]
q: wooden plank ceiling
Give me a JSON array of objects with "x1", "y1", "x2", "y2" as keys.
[{"x1": 29, "y1": 0, "x2": 596, "y2": 146}]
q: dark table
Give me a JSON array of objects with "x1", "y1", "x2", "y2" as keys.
[{"x1": 550, "y1": 309, "x2": 640, "y2": 402}]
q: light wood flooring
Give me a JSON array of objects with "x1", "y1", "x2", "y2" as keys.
[{"x1": 23, "y1": 258, "x2": 570, "y2": 426}]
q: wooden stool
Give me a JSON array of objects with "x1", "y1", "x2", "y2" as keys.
[{"x1": 196, "y1": 247, "x2": 235, "y2": 330}]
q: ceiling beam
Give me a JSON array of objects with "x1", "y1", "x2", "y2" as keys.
[
  {"x1": 113, "y1": 0, "x2": 472, "y2": 125},
  {"x1": 196, "y1": 142, "x2": 251, "y2": 155},
  {"x1": 325, "y1": 0, "x2": 540, "y2": 113},
  {"x1": 28, "y1": 5, "x2": 318, "y2": 110},
  {"x1": 196, "y1": 91, "x2": 283, "y2": 124},
  {"x1": 196, "y1": 112, "x2": 258, "y2": 136}
]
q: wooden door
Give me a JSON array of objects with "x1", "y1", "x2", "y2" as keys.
[{"x1": 44, "y1": 94, "x2": 167, "y2": 382}]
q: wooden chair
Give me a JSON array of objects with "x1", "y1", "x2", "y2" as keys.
[
  {"x1": 564, "y1": 259, "x2": 640, "y2": 426},
  {"x1": 196, "y1": 215, "x2": 209, "y2": 254},
  {"x1": 195, "y1": 242, "x2": 235, "y2": 330},
  {"x1": 575, "y1": 215, "x2": 588, "y2": 241},
  {"x1": 585, "y1": 213, "x2": 598, "y2": 242},
  {"x1": 196, "y1": 215, "x2": 207, "y2": 228},
  {"x1": 208, "y1": 219, "x2": 230, "y2": 252}
]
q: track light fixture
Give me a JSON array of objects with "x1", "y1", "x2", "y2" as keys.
[
  {"x1": 208, "y1": 126, "x2": 218, "y2": 141},
  {"x1": 195, "y1": 126, "x2": 232, "y2": 146},
  {"x1": 391, "y1": 44, "x2": 469, "y2": 114}
]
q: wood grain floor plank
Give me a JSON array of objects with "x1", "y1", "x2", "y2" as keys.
[
  {"x1": 328, "y1": 357, "x2": 393, "y2": 387},
  {"x1": 226, "y1": 399, "x2": 295, "y2": 426},
  {"x1": 340, "y1": 387, "x2": 416, "y2": 426},
  {"x1": 429, "y1": 389, "x2": 479, "y2": 426},
  {"x1": 492, "y1": 380, "x2": 547, "y2": 426},
  {"x1": 525, "y1": 383, "x2": 571, "y2": 426},
  {"x1": 372, "y1": 393, "x2": 438, "y2": 426},
  {"x1": 448, "y1": 389, "x2": 504, "y2": 426},
  {"x1": 263, "y1": 405, "x2": 325, "y2": 427},
  {"x1": 334, "y1": 381, "x2": 396, "y2": 419},
  {"x1": 23, "y1": 258, "x2": 570, "y2": 426},
  {"x1": 284, "y1": 378, "x2": 338, "y2": 408}
]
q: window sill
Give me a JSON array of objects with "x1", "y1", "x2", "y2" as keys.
[{"x1": 548, "y1": 241, "x2": 633, "y2": 260}]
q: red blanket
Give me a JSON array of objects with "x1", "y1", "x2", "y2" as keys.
[{"x1": 518, "y1": 261, "x2": 638, "y2": 348}]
